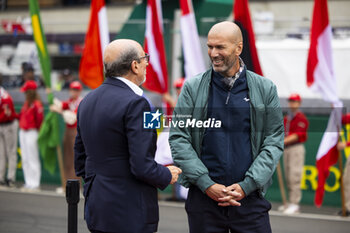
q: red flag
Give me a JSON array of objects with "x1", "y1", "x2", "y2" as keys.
[
  {"x1": 314, "y1": 107, "x2": 342, "y2": 207},
  {"x1": 79, "y1": 0, "x2": 109, "y2": 89},
  {"x1": 306, "y1": 0, "x2": 338, "y2": 103},
  {"x1": 233, "y1": 0, "x2": 263, "y2": 75},
  {"x1": 307, "y1": 0, "x2": 342, "y2": 207},
  {"x1": 180, "y1": 0, "x2": 206, "y2": 79},
  {"x1": 143, "y1": 0, "x2": 168, "y2": 94}
]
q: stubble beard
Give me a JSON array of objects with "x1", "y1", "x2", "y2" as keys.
[{"x1": 212, "y1": 55, "x2": 238, "y2": 77}]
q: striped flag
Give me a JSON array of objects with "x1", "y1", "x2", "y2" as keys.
[
  {"x1": 233, "y1": 0, "x2": 263, "y2": 75},
  {"x1": 28, "y1": 0, "x2": 51, "y2": 87},
  {"x1": 179, "y1": 0, "x2": 206, "y2": 79},
  {"x1": 306, "y1": 0, "x2": 343, "y2": 207},
  {"x1": 79, "y1": 0, "x2": 109, "y2": 89},
  {"x1": 143, "y1": 0, "x2": 168, "y2": 94}
]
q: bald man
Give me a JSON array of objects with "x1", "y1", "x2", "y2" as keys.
[
  {"x1": 74, "y1": 39, "x2": 181, "y2": 233},
  {"x1": 169, "y1": 21, "x2": 284, "y2": 232}
]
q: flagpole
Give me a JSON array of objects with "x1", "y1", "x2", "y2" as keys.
[
  {"x1": 276, "y1": 161, "x2": 287, "y2": 207},
  {"x1": 338, "y1": 150, "x2": 347, "y2": 216}
]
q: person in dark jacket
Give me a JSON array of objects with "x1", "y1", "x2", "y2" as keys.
[
  {"x1": 169, "y1": 21, "x2": 284, "y2": 233},
  {"x1": 74, "y1": 39, "x2": 182, "y2": 233}
]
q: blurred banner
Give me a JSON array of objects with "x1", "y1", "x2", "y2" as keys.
[
  {"x1": 233, "y1": 0, "x2": 263, "y2": 76},
  {"x1": 179, "y1": 0, "x2": 206, "y2": 80},
  {"x1": 143, "y1": 0, "x2": 169, "y2": 94},
  {"x1": 79, "y1": 0, "x2": 109, "y2": 89},
  {"x1": 29, "y1": 0, "x2": 60, "y2": 175},
  {"x1": 306, "y1": 0, "x2": 343, "y2": 207}
]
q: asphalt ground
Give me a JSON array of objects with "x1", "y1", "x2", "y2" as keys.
[{"x1": 0, "y1": 186, "x2": 349, "y2": 233}]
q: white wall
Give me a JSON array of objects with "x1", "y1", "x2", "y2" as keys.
[{"x1": 257, "y1": 38, "x2": 350, "y2": 100}]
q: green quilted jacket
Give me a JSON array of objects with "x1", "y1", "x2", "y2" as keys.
[{"x1": 169, "y1": 69, "x2": 284, "y2": 196}]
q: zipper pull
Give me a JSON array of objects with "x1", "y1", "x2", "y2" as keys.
[{"x1": 225, "y1": 91, "x2": 230, "y2": 105}]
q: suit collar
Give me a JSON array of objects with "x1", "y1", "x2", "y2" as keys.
[
  {"x1": 115, "y1": 77, "x2": 143, "y2": 96},
  {"x1": 103, "y1": 77, "x2": 143, "y2": 96}
]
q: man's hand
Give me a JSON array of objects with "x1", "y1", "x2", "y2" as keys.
[
  {"x1": 217, "y1": 183, "x2": 245, "y2": 207},
  {"x1": 49, "y1": 104, "x2": 61, "y2": 113},
  {"x1": 167, "y1": 166, "x2": 182, "y2": 184},
  {"x1": 217, "y1": 189, "x2": 242, "y2": 207},
  {"x1": 337, "y1": 141, "x2": 346, "y2": 151},
  {"x1": 205, "y1": 183, "x2": 228, "y2": 202}
]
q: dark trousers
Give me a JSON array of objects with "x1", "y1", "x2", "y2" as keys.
[{"x1": 186, "y1": 186, "x2": 272, "y2": 233}]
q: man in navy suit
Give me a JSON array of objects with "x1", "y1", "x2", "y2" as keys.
[{"x1": 74, "y1": 39, "x2": 182, "y2": 233}]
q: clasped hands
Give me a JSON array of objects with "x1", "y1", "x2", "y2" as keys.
[
  {"x1": 205, "y1": 183, "x2": 245, "y2": 207},
  {"x1": 167, "y1": 165, "x2": 182, "y2": 184}
]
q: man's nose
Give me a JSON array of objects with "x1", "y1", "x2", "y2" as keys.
[{"x1": 209, "y1": 48, "x2": 219, "y2": 57}]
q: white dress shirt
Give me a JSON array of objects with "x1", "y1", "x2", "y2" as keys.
[{"x1": 115, "y1": 77, "x2": 143, "y2": 96}]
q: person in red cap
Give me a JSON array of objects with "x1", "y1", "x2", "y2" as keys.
[
  {"x1": 50, "y1": 81, "x2": 83, "y2": 192},
  {"x1": 281, "y1": 93, "x2": 309, "y2": 214},
  {"x1": 0, "y1": 76, "x2": 18, "y2": 188},
  {"x1": 18, "y1": 80, "x2": 44, "y2": 192},
  {"x1": 337, "y1": 114, "x2": 350, "y2": 216}
]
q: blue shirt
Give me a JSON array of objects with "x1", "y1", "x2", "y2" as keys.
[{"x1": 201, "y1": 67, "x2": 252, "y2": 186}]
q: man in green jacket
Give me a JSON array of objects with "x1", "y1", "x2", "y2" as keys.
[{"x1": 169, "y1": 21, "x2": 284, "y2": 232}]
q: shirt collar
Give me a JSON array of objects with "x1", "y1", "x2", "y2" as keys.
[{"x1": 115, "y1": 77, "x2": 143, "y2": 96}]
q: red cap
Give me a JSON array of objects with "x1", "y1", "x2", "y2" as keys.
[
  {"x1": 174, "y1": 78, "x2": 185, "y2": 89},
  {"x1": 288, "y1": 93, "x2": 301, "y2": 102},
  {"x1": 69, "y1": 81, "x2": 82, "y2": 90},
  {"x1": 20, "y1": 80, "x2": 37, "y2": 92}
]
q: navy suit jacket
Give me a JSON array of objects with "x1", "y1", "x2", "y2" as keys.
[{"x1": 74, "y1": 78, "x2": 171, "y2": 233}]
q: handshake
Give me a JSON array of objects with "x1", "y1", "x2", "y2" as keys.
[
  {"x1": 166, "y1": 165, "x2": 182, "y2": 184},
  {"x1": 205, "y1": 183, "x2": 246, "y2": 207}
]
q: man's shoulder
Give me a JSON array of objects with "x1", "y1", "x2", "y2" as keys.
[
  {"x1": 183, "y1": 69, "x2": 211, "y2": 89},
  {"x1": 85, "y1": 81, "x2": 138, "y2": 100}
]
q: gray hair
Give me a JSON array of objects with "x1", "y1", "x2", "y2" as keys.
[{"x1": 104, "y1": 46, "x2": 141, "y2": 77}]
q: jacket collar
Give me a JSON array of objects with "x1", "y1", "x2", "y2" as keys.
[
  {"x1": 201, "y1": 68, "x2": 258, "y2": 108},
  {"x1": 103, "y1": 77, "x2": 126, "y2": 87},
  {"x1": 103, "y1": 77, "x2": 143, "y2": 96},
  {"x1": 114, "y1": 77, "x2": 143, "y2": 96}
]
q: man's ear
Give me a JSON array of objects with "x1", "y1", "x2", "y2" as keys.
[
  {"x1": 236, "y1": 41, "x2": 243, "y2": 56},
  {"x1": 130, "y1": 60, "x2": 139, "y2": 74}
]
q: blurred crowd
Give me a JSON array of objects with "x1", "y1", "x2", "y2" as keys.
[
  {"x1": 1, "y1": 62, "x2": 80, "y2": 91},
  {"x1": 0, "y1": 70, "x2": 83, "y2": 193}
]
